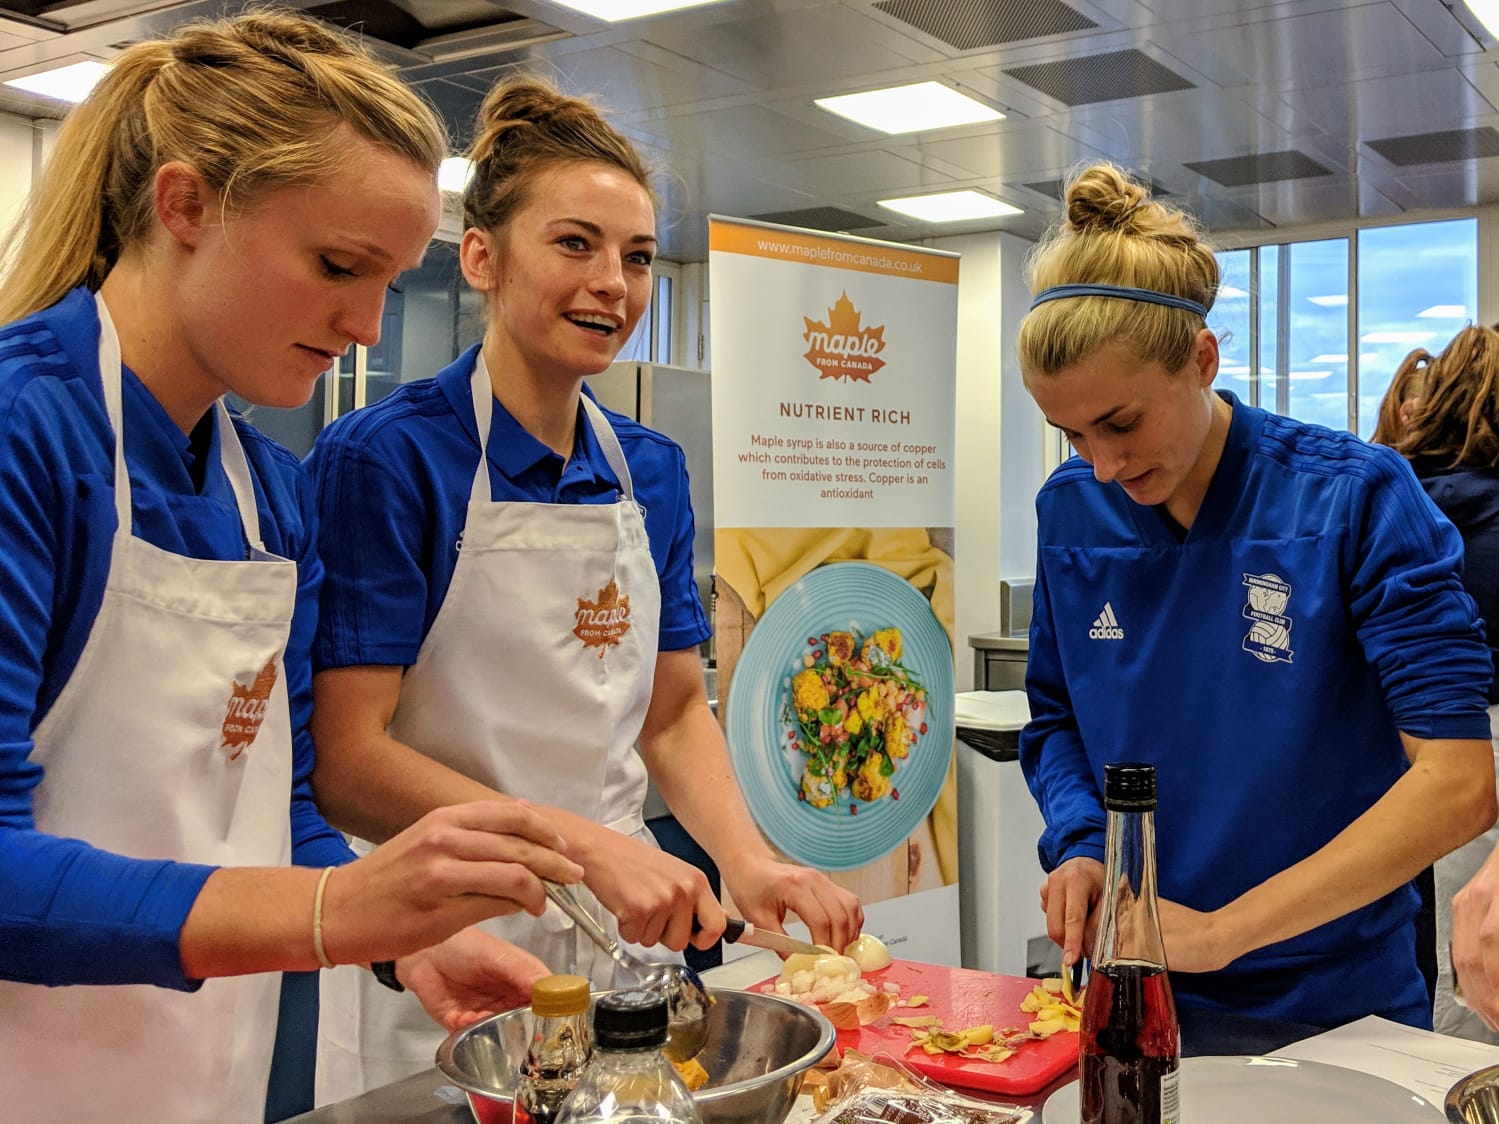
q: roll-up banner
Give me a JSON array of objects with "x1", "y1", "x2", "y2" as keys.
[{"x1": 709, "y1": 216, "x2": 961, "y2": 965}]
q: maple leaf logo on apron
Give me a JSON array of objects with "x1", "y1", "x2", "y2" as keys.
[
  {"x1": 573, "y1": 578, "x2": 632, "y2": 658},
  {"x1": 220, "y1": 659, "x2": 278, "y2": 760}
]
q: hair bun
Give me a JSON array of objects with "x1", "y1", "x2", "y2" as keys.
[{"x1": 1065, "y1": 165, "x2": 1150, "y2": 234}]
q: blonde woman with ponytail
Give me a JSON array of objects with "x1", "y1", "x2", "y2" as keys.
[
  {"x1": 1016, "y1": 164, "x2": 1494, "y2": 1032},
  {"x1": 305, "y1": 73, "x2": 863, "y2": 1099},
  {"x1": 0, "y1": 13, "x2": 584, "y2": 1122}
]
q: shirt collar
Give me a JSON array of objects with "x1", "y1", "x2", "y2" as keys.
[{"x1": 436, "y1": 345, "x2": 620, "y2": 490}]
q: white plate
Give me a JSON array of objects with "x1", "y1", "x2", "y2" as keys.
[{"x1": 1042, "y1": 1055, "x2": 1441, "y2": 1122}]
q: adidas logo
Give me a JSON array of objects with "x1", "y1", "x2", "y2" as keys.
[{"x1": 1089, "y1": 602, "x2": 1125, "y2": 640}]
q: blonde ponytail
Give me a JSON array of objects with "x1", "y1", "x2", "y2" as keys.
[{"x1": 0, "y1": 9, "x2": 447, "y2": 325}]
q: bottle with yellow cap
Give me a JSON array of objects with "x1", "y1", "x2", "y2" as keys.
[{"x1": 518, "y1": 973, "x2": 593, "y2": 1124}]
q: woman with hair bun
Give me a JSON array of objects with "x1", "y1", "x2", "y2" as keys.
[
  {"x1": 1016, "y1": 163, "x2": 1495, "y2": 1029},
  {"x1": 1374, "y1": 327, "x2": 1499, "y2": 1038},
  {"x1": 0, "y1": 11, "x2": 585, "y2": 1122},
  {"x1": 307, "y1": 73, "x2": 863, "y2": 1098}
]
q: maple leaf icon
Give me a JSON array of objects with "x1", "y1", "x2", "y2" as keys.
[
  {"x1": 574, "y1": 578, "x2": 632, "y2": 658},
  {"x1": 221, "y1": 659, "x2": 278, "y2": 760},
  {"x1": 802, "y1": 291, "x2": 887, "y2": 382}
]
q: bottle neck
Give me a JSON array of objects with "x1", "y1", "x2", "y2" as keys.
[{"x1": 1092, "y1": 805, "x2": 1167, "y2": 969}]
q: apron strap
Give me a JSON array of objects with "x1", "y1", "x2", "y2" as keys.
[
  {"x1": 93, "y1": 293, "x2": 266, "y2": 555},
  {"x1": 468, "y1": 352, "x2": 636, "y2": 504}
]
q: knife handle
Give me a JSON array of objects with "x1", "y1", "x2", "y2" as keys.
[{"x1": 691, "y1": 915, "x2": 748, "y2": 943}]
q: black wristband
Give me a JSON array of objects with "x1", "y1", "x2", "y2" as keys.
[{"x1": 371, "y1": 960, "x2": 405, "y2": 992}]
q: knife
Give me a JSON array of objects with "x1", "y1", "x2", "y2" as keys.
[{"x1": 721, "y1": 917, "x2": 825, "y2": 957}]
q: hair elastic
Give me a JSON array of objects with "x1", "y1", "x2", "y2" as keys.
[{"x1": 1030, "y1": 283, "x2": 1208, "y2": 318}]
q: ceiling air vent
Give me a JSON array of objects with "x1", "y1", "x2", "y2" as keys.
[
  {"x1": 1183, "y1": 150, "x2": 1333, "y2": 187},
  {"x1": 874, "y1": 0, "x2": 1096, "y2": 50},
  {"x1": 1003, "y1": 48, "x2": 1194, "y2": 107},
  {"x1": 748, "y1": 206, "x2": 885, "y2": 232},
  {"x1": 307, "y1": 0, "x2": 566, "y2": 63},
  {"x1": 1366, "y1": 126, "x2": 1499, "y2": 167}
]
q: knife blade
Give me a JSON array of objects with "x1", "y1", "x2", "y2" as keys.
[{"x1": 721, "y1": 917, "x2": 825, "y2": 957}]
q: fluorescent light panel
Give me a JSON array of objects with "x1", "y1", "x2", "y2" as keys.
[
  {"x1": 877, "y1": 190, "x2": 1021, "y2": 222},
  {"x1": 4, "y1": 59, "x2": 108, "y2": 104},
  {"x1": 816, "y1": 82, "x2": 1003, "y2": 135},
  {"x1": 1465, "y1": 1, "x2": 1499, "y2": 38},
  {"x1": 1307, "y1": 294, "x2": 1348, "y2": 307},
  {"x1": 549, "y1": 0, "x2": 728, "y2": 19},
  {"x1": 1417, "y1": 304, "x2": 1469, "y2": 318},
  {"x1": 1361, "y1": 330, "x2": 1437, "y2": 344}
]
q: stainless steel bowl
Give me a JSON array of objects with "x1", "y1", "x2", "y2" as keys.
[
  {"x1": 436, "y1": 987, "x2": 835, "y2": 1124},
  {"x1": 1448, "y1": 1063, "x2": 1499, "y2": 1123}
]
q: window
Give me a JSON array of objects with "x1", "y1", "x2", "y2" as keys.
[{"x1": 1213, "y1": 218, "x2": 1476, "y2": 437}]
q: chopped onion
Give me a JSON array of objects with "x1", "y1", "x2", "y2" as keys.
[{"x1": 843, "y1": 933, "x2": 893, "y2": 973}]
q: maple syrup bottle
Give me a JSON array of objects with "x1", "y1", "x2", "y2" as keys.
[{"x1": 1080, "y1": 763, "x2": 1181, "y2": 1124}]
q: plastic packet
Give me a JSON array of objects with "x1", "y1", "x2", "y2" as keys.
[{"x1": 808, "y1": 1049, "x2": 1031, "y2": 1124}]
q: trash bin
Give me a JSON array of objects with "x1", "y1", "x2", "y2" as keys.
[{"x1": 955, "y1": 690, "x2": 1052, "y2": 976}]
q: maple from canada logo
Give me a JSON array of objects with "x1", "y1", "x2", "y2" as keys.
[
  {"x1": 221, "y1": 659, "x2": 277, "y2": 760},
  {"x1": 802, "y1": 291, "x2": 886, "y2": 382},
  {"x1": 574, "y1": 579, "x2": 631, "y2": 658}
]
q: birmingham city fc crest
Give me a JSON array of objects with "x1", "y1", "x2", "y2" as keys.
[{"x1": 1241, "y1": 573, "x2": 1293, "y2": 664}]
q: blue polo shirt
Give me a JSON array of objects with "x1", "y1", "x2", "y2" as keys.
[
  {"x1": 308, "y1": 345, "x2": 710, "y2": 671},
  {"x1": 0, "y1": 288, "x2": 351, "y2": 991},
  {"x1": 1021, "y1": 391, "x2": 1492, "y2": 1029}
]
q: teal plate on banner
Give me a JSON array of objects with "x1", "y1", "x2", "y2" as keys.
[{"x1": 725, "y1": 561, "x2": 954, "y2": 871}]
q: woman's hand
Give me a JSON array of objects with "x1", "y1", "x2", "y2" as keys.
[
  {"x1": 577, "y1": 824, "x2": 725, "y2": 952},
  {"x1": 723, "y1": 856, "x2": 864, "y2": 954},
  {"x1": 322, "y1": 800, "x2": 583, "y2": 966},
  {"x1": 1452, "y1": 843, "x2": 1499, "y2": 1030},
  {"x1": 398, "y1": 927, "x2": 551, "y2": 1033},
  {"x1": 1040, "y1": 856, "x2": 1103, "y2": 969}
]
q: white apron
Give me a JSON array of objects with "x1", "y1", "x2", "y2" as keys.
[
  {"x1": 0, "y1": 296, "x2": 297, "y2": 1123},
  {"x1": 316, "y1": 354, "x2": 667, "y2": 1102}
]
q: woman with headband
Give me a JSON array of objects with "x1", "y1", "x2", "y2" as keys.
[{"x1": 1015, "y1": 164, "x2": 1495, "y2": 1028}]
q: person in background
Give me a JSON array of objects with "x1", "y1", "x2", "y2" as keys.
[
  {"x1": 1375, "y1": 327, "x2": 1499, "y2": 1039},
  {"x1": 0, "y1": 14, "x2": 585, "y2": 1122},
  {"x1": 1015, "y1": 163, "x2": 1495, "y2": 1030},
  {"x1": 306, "y1": 73, "x2": 863, "y2": 1100}
]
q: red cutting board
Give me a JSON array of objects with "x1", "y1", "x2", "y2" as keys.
[{"x1": 753, "y1": 958, "x2": 1079, "y2": 1096}]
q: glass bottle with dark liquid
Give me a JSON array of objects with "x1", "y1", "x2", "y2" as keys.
[
  {"x1": 518, "y1": 974, "x2": 593, "y2": 1124},
  {"x1": 1080, "y1": 762, "x2": 1180, "y2": 1124}
]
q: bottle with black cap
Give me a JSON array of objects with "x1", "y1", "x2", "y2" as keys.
[
  {"x1": 554, "y1": 989, "x2": 701, "y2": 1123},
  {"x1": 1080, "y1": 762, "x2": 1181, "y2": 1124}
]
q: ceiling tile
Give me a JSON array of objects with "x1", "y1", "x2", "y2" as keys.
[
  {"x1": 1365, "y1": 126, "x2": 1499, "y2": 167},
  {"x1": 642, "y1": 6, "x2": 927, "y2": 87},
  {"x1": 1161, "y1": 2, "x2": 1450, "y2": 93},
  {"x1": 781, "y1": 149, "x2": 957, "y2": 195},
  {"x1": 915, "y1": 124, "x2": 1107, "y2": 179}
]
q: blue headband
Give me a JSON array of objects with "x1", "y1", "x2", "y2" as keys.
[{"x1": 1030, "y1": 283, "x2": 1208, "y2": 319}]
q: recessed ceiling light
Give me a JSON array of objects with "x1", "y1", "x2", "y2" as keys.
[
  {"x1": 1217, "y1": 285, "x2": 1249, "y2": 298},
  {"x1": 1464, "y1": 1, "x2": 1499, "y2": 38},
  {"x1": 549, "y1": 0, "x2": 728, "y2": 20},
  {"x1": 816, "y1": 82, "x2": 1003, "y2": 135},
  {"x1": 877, "y1": 190, "x2": 1021, "y2": 223},
  {"x1": 1309, "y1": 353, "x2": 1348, "y2": 363},
  {"x1": 438, "y1": 157, "x2": 474, "y2": 193},
  {"x1": 1307, "y1": 294, "x2": 1348, "y2": 307},
  {"x1": 1288, "y1": 370, "x2": 1332, "y2": 380},
  {"x1": 1416, "y1": 304, "x2": 1469, "y2": 318},
  {"x1": 4, "y1": 59, "x2": 108, "y2": 104}
]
